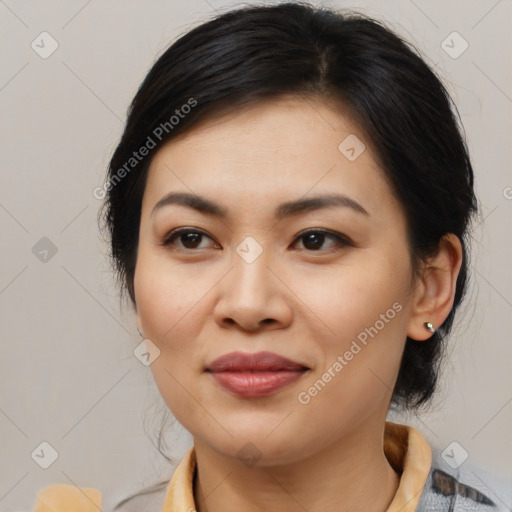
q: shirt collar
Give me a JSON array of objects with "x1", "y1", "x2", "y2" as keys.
[
  {"x1": 385, "y1": 421, "x2": 433, "y2": 512},
  {"x1": 161, "y1": 420, "x2": 432, "y2": 512}
]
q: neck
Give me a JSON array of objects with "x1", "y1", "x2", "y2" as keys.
[{"x1": 193, "y1": 421, "x2": 401, "y2": 512}]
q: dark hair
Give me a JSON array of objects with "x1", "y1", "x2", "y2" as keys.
[{"x1": 99, "y1": 2, "x2": 477, "y2": 421}]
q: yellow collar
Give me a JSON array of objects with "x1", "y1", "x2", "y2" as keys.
[{"x1": 161, "y1": 421, "x2": 432, "y2": 512}]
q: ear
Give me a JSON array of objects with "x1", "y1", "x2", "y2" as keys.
[{"x1": 407, "y1": 234, "x2": 463, "y2": 341}]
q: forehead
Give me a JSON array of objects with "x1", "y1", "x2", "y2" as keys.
[{"x1": 142, "y1": 96, "x2": 400, "y2": 221}]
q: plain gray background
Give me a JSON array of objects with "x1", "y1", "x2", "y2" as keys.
[{"x1": 1, "y1": 0, "x2": 511, "y2": 510}]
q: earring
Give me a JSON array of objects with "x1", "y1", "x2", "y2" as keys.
[
  {"x1": 424, "y1": 322, "x2": 435, "y2": 333},
  {"x1": 137, "y1": 328, "x2": 143, "y2": 339}
]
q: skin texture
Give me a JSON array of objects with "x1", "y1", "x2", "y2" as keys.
[{"x1": 133, "y1": 96, "x2": 463, "y2": 512}]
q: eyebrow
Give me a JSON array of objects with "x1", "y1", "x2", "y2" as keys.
[{"x1": 150, "y1": 191, "x2": 369, "y2": 219}]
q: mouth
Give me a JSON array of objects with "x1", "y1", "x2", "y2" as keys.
[{"x1": 206, "y1": 351, "x2": 309, "y2": 397}]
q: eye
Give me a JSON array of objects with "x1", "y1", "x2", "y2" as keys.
[
  {"x1": 160, "y1": 228, "x2": 218, "y2": 250},
  {"x1": 291, "y1": 229, "x2": 353, "y2": 252},
  {"x1": 160, "y1": 227, "x2": 353, "y2": 252}
]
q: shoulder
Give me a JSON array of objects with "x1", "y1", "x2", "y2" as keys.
[
  {"x1": 104, "y1": 480, "x2": 170, "y2": 512},
  {"x1": 33, "y1": 484, "x2": 101, "y2": 511},
  {"x1": 416, "y1": 449, "x2": 512, "y2": 512}
]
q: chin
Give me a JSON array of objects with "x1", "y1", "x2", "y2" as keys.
[{"x1": 192, "y1": 423, "x2": 314, "y2": 467}]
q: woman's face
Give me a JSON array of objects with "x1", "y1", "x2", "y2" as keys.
[{"x1": 134, "y1": 96, "x2": 417, "y2": 465}]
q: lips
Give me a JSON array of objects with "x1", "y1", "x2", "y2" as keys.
[
  {"x1": 207, "y1": 351, "x2": 307, "y2": 372},
  {"x1": 206, "y1": 351, "x2": 309, "y2": 397}
]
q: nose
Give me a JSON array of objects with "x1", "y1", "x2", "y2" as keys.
[{"x1": 213, "y1": 249, "x2": 293, "y2": 332}]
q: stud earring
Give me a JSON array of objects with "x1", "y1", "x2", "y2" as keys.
[{"x1": 424, "y1": 322, "x2": 435, "y2": 333}]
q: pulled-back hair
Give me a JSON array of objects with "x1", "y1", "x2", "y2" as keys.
[{"x1": 99, "y1": 2, "x2": 477, "y2": 422}]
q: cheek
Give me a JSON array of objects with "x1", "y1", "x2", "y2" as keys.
[
  {"x1": 134, "y1": 249, "x2": 207, "y2": 341},
  {"x1": 133, "y1": 251, "x2": 216, "y2": 412},
  {"x1": 292, "y1": 247, "x2": 412, "y2": 407},
  {"x1": 135, "y1": 260, "x2": 209, "y2": 432},
  {"x1": 296, "y1": 249, "x2": 412, "y2": 345}
]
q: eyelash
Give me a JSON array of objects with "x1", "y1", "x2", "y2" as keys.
[{"x1": 159, "y1": 227, "x2": 354, "y2": 253}]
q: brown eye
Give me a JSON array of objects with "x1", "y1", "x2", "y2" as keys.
[
  {"x1": 292, "y1": 229, "x2": 353, "y2": 252},
  {"x1": 176, "y1": 232, "x2": 203, "y2": 249},
  {"x1": 161, "y1": 228, "x2": 217, "y2": 250},
  {"x1": 160, "y1": 227, "x2": 353, "y2": 253}
]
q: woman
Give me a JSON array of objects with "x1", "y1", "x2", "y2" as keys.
[{"x1": 32, "y1": 2, "x2": 509, "y2": 511}]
